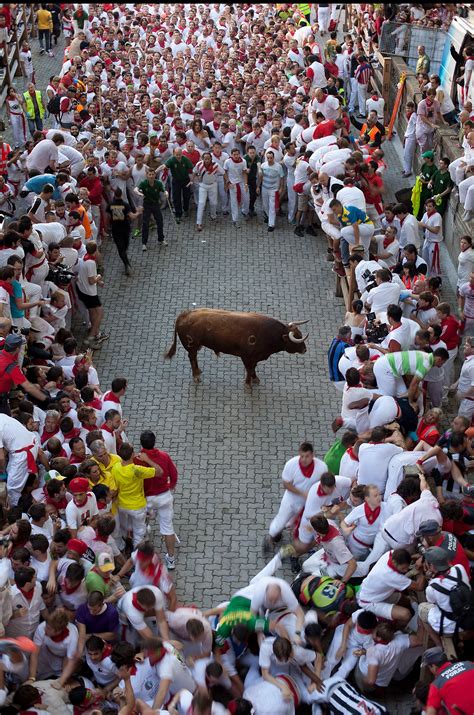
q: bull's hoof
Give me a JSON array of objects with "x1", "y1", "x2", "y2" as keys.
[
  {"x1": 244, "y1": 381, "x2": 252, "y2": 390},
  {"x1": 252, "y1": 376, "x2": 260, "y2": 385},
  {"x1": 193, "y1": 375, "x2": 202, "y2": 384}
]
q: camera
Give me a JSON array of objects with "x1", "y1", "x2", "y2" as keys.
[
  {"x1": 47, "y1": 264, "x2": 75, "y2": 286},
  {"x1": 361, "y1": 268, "x2": 377, "y2": 292},
  {"x1": 10, "y1": 326, "x2": 30, "y2": 337},
  {"x1": 365, "y1": 312, "x2": 389, "y2": 343}
]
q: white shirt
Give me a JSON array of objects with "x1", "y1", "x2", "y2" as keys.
[
  {"x1": 358, "y1": 551, "x2": 411, "y2": 605},
  {"x1": 307, "y1": 60, "x2": 327, "y2": 89},
  {"x1": 118, "y1": 585, "x2": 165, "y2": 631},
  {"x1": 426, "y1": 565, "x2": 471, "y2": 634},
  {"x1": 382, "y1": 489, "x2": 442, "y2": 544},
  {"x1": 281, "y1": 455, "x2": 327, "y2": 498},
  {"x1": 458, "y1": 354, "x2": 474, "y2": 398},
  {"x1": 65, "y1": 492, "x2": 98, "y2": 531},
  {"x1": 259, "y1": 635, "x2": 314, "y2": 672},
  {"x1": 365, "y1": 281, "x2": 401, "y2": 314},
  {"x1": 223, "y1": 157, "x2": 247, "y2": 184},
  {"x1": 250, "y1": 577, "x2": 299, "y2": 615},
  {"x1": 33, "y1": 620, "x2": 78, "y2": 659},
  {"x1": 151, "y1": 641, "x2": 196, "y2": 694},
  {"x1": 421, "y1": 210, "x2": 443, "y2": 243},
  {"x1": 398, "y1": 214, "x2": 421, "y2": 249},
  {"x1": 311, "y1": 94, "x2": 340, "y2": 120},
  {"x1": 344, "y1": 502, "x2": 389, "y2": 545},
  {"x1": 300, "y1": 476, "x2": 352, "y2": 540},
  {"x1": 358, "y1": 633, "x2": 410, "y2": 686},
  {"x1": 77, "y1": 257, "x2": 98, "y2": 296},
  {"x1": 337, "y1": 185, "x2": 366, "y2": 211},
  {"x1": 357, "y1": 442, "x2": 404, "y2": 492},
  {"x1": 338, "y1": 449, "x2": 359, "y2": 481},
  {"x1": 26, "y1": 140, "x2": 59, "y2": 172},
  {"x1": 5, "y1": 583, "x2": 45, "y2": 638},
  {"x1": 0, "y1": 413, "x2": 35, "y2": 451},
  {"x1": 341, "y1": 385, "x2": 373, "y2": 422}
]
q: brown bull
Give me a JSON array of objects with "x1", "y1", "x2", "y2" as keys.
[{"x1": 164, "y1": 308, "x2": 309, "y2": 386}]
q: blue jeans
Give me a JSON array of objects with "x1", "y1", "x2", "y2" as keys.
[{"x1": 27, "y1": 117, "x2": 43, "y2": 137}]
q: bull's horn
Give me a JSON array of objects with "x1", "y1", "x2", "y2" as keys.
[
  {"x1": 288, "y1": 319, "x2": 310, "y2": 327},
  {"x1": 288, "y1": 330, "x2": 309, "y2": 343}
]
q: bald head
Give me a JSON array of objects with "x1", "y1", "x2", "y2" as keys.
[{"x1": 265, "y1": 584, "x2": 282, "y2": 606}]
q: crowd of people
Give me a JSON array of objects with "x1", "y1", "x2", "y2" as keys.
[{"x1": 0, "y1": 2, "x2": 472, "y2": 714}]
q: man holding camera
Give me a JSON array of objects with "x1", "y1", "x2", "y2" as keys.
[{"x1": 364, "y1": 269, "x2": 401, "y2": 314}]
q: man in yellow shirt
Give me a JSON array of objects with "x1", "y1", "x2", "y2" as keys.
[
  {"x1": 111, "y1": 442, "x2": 160, "y2": 548},
  {"x1": 36, "y1": 4, "x2": 53, "y2": 57}
]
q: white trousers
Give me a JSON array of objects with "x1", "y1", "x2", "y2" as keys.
[
  {"x1": 119, "y1": 506, "x2": 147, "y2": 548},
  {"x1": 196, "y1": 182, "x2": 218, "y2": 225},
  {"x1": 7, "y1": 444, "x2": 39, "y2": 506},
  {"x1": 357, "y1": 84, "x2": 369, "y2": 117},
  {"x1": 403, "y1": 136, "x2": 417, "y2": 174},
  {"x1": 228, "y1": 182, "x2": 249, "y2": 222},
  {"x1": 459, "y1": 174, "x2": 474, "y2": 205},
  {"x1": 458, "y1": 397, "x2": 474, "y2": 419},
  {"x1": 216, "y1": 175, "x2": 228, "y2": 212},
  {"x1": 348, "y1": 78, "x2": 359, "y2": 112},
  {"x1": 422, "y1": 240, "x2": 441, "y2": 278},
  {"x1": 373, "y1": 360, "x2": 407, "y2": 397},
  {"x1": 261, "y1": 187, "x2": 278, "y2": 227},
  {"x1": 70, "y1": 160, "x2": 85, "y2": 179},
  {"x1": 449, "y1": 157, "x2": 468, "y2": 184},
  {"x1": 269, "y1": 491, "x2": 304, "y2": 538},
  {"x1": 146, "y1": 491, "x2": 174, "y2": 536},
  {"x1": 318, "y1": 7, "x2": 330, "y2": 32},
  {"x1": 9, "y1": 113, "x2": 27, "y2": 147},
  {"x1": 287, "y1": 179, "x2": 296, "y2": 221},
  {"x1": 22, "y1": 280, "x2": 43, "y2": 317}
]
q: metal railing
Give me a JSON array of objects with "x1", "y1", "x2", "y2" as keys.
[{"x1": 379, "y1": 21, "x2": 448, "y2": 76}]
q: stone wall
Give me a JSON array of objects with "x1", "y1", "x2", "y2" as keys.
[{"x1": 373, "y1": 56, "x2": 469, "y2": 265}]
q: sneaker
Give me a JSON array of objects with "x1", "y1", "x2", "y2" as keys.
[
  {"x1": 39, "y1": 48, "x2": 45, "y2": 54},
  {"x1": 175, "y1": 217, "x2": 181, "y2": 224},
  {"x1": 262, "y1": 535, "x2": 275, "y2": 555},
  {"x1": 47, "y1": 50, "x2": 54, "y2": 57},
  {"x1": 279, "y1": 544, "x2": 297, "y2": 559},
  {"x1": 165, "y1": 553, "x2": 175, "y2": 570},
  {"x1": 94, "y1": 332, "x2": 109, "y2": 344},
  {"x1": 294, "y1": 226, "x2": 305, "y2": 237},
  {"x1": 290, "y1": 556, "x2": 301, "y2": 574},
  {"x1": 305, "y1": 226, "x2": 318, "y2": 236},
  {"x1": 268, "y1": 226, "x2": 274, "y2": 232},
  {"x1": 160, "y1": 240, "x2": 169, "y2": 246},
  {"x1": 142, "y1": 245, "x2": 147, "y2": 252}
]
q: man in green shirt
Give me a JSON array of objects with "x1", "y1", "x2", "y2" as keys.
[
  {"x1": 163, "y1": 147, "x2": 193, "y2": 223},
  {"x1": 133, "y1": 167, "x2": 168, "y2": 252}
]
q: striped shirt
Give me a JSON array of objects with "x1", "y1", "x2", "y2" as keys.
[
  {"x1": 328, "y1": 337, "x2": 351, "y2": 381},
  {"x1": 338, "y1": 205, "x2": 373, "y2": 227},
  {"x1": 260, "y1": 161, "x2": 284, "y2": 190},
  {"x1": 194, "y1": 160, "x2": 221, "y2": 184},
  {"x1": 355, "y1": 62, "x2": 372, "y2": 85},
  {"x1": 386, "y1": 351, "x2": 434, "y2": 379}
]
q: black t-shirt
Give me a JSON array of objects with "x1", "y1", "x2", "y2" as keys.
[{"x1": 107, "y1": 199, "x2": 131, "y2": 234}]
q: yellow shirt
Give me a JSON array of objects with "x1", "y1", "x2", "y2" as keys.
[
  {"x1": 37, "y1": 8, "x2": 53, "y2": 31},
  {"x1": 111, "y1": 461, "x2": 155, "y2": 510},
  {"x1": 88, "y1": 468, "x2": 119, "y2": 514}
]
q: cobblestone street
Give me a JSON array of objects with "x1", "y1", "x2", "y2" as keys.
[{"x1": 3, "y1": 31, "x2": 459, "y2": 712}]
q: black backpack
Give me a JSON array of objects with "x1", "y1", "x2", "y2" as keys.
[
  {"x1": 431, "y1": 566, "x2": 474, "y2": 634},
  {"x1": 47, "y1": 94, "x2": 61, "y2": 117}
]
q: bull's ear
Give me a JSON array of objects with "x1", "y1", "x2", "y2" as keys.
[{"x1": 282, "y1": 333, "x2": 289, "y2": 343}]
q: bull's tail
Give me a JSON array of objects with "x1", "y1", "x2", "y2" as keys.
[{"x1": 164, "y1": 322, "x2": 178, "y2": 360}]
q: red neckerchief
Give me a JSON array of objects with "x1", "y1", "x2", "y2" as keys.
[
  {"x1": 62, "y1": 428, "x2": 81, "y2": 441},
  {"x1": 63, "y1": 579, "x2": 80, "y2": 595},
  {"x1": 83, "y1": 254, "x2": 97, "y2": 262},
  {"x1": 137, "y1": 554, "x2": 163, "y2": 587},
  {"x1": 386, "y1": 552, "x2": 400, "y2": 572},
  {"x1": 231, "y1": 156, "x2": 243, "y2": 163},
  {"x1": 69, "y1": 454, "x2": 84, "y2": 465},
  {"x1": 19, "y1": 587, "x2": 34, "y2": 601},
  {"x1": 103, "y1": 391, "x2": 120, "y2": 404},
  {"x1": 148, "y1": 648, "x2": 167, "y2": 666},
  {"x1": 49, "y1": 627, "x2": 70, "y2": 643},
  {"x1": 383, "y1": 236, "x2": 394, "y2": 249},
  {"x1": 80, "y1": 423, "x2": 95, "y2": 432},
  {"x1": 73, "y1": 495, "x2": 88, "y2": 508},
  {"x1": 132, "y1": 592, "x2": 146, "y2": 612},
  {"x1": 320, "y1": 525, "x2": 340, "y2": 542},
  {"x1": 85, "y1": 397, "x2": 103, "y2": 411},
  {"x1": 99, "y1": 643, "x2": 112, "y2": 660},
  {"x1": 346, "y1": 446, "x2": 359, "y2": 462},
  {"x1": 0, "y1": 280, "x2": 13, "y2": 296},
  {"x1": 317, "y1": 483, "x2": 325, "y2": 497},
  {"x1": 93, "y1": 534, "x2": 108, "y2": 543},
  {"x1": 357, "y1": 625, "x2": 373, "y2": 635},
  {"x1": 101, "y1": 422, "x2": 114, "y2": 434},
  {"x1": 41, "y1": 427, "x2": 59, "y2": 443},
  {"x1": 299, "y1": 459, "x2": 315, "y2": 478},
  {"x1": 364, "y1": 502, "x2": 381, "y2": 525}
]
